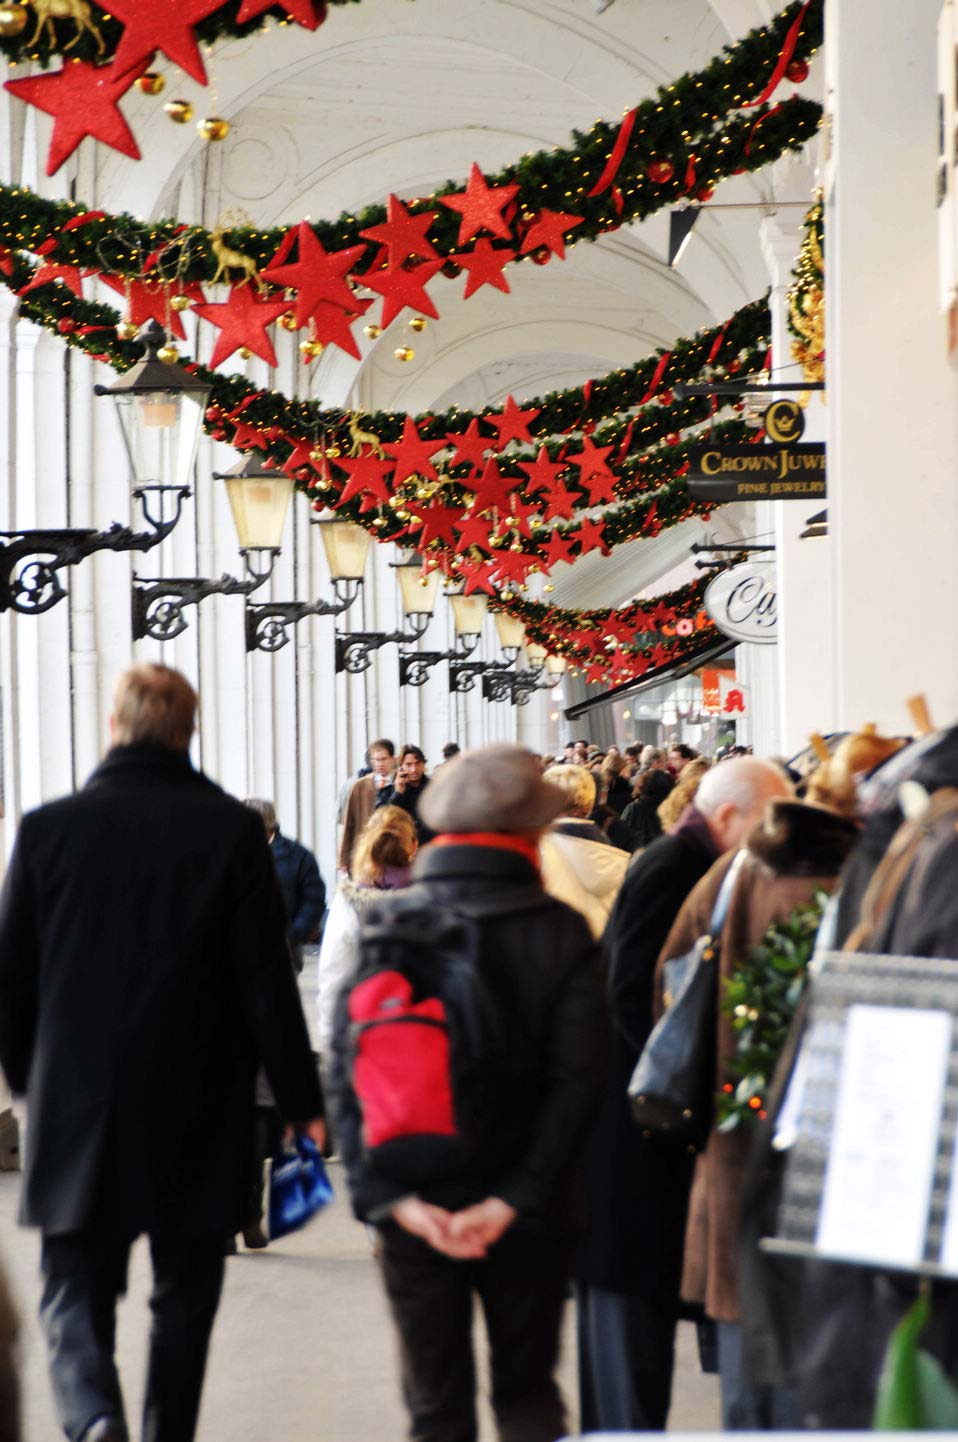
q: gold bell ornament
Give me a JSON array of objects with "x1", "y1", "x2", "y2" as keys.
[
  {"x1": 198, "y1": 117, "x2": 229, "y2": 143},
  {"x1": 164, "y1": 99, "x2": 194, "y2": 125},
  {"x1": 137, "y1": 72, "x2": 166, "y2": 96},
  {"x1": 0, "y1": 4, "x2": 28, "y2": 38}
]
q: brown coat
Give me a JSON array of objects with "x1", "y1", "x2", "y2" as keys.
[
  {"x1": 338, "y1": 774, "x2": 385, "y2": 873},
  {"x1": 655, "y1": 800, "x2": 858, "y2": 1324}
]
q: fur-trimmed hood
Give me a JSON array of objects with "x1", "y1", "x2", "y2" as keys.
[{"x1": 746, "y1": 798, "x2": 859, "y2": 878}]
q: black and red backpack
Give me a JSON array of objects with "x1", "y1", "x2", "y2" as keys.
[{"x1": 345, "y1": 890, "x2": 546, "y2": 1186}]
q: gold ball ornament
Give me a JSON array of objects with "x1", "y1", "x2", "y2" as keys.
[
  {"x1": 394, "y1": 345, "x2": 415, "y2": 363},
  {"x1": 278, "y1": 312, "x2": 298, "y2": 332},
  {"x1": 325, "y1": 445, "x2": 341, "y2": 459},
  {"x1": 299, "y1": 339, "x2": 324, "y2": 360},
  {"x1": 0, "y1": 5, "x2": 28, "y2": 38},
  {"x1": 169, "y1": 293, "x2": 192, "y2": 313},
  {"x1": 164, "y1": 99, "x2": 194, "y2": 124},
  {"x1": 408, "y1": 316, "x2": 427, "y2": 333},
  {"x1": 544, "y1": 584, "x2": 555, "y2": 593},
  {"x1": 198, "y1": 116, "x2": 230, "y2": 143},
  {"x1": 157, "y1": 343, "x2": 180, "y2": 363},
  {"x1": 363, "y1": 323, "x2": 381, "y2": 340},
  {"x1": 116, "y1": 321, "x2": 139, "y2": 341},
  {"x1": 238, "y1": 346, "x2": 252, "y2": 360},
  {"x1": 137, "y1": 72, "x2": 166, "y2": 96},
  {"x1": 309, "y1": 447, "x2": 325, "y2": 464}
]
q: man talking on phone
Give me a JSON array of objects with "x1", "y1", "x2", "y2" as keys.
[{"x1": 374, "y1": 744, "x2": 435, "y2": 845}]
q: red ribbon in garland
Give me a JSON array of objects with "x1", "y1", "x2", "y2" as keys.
[
  {"x1": 744, "y1": 103, "x2": 784, "y2": 156},
  {"x1": 63, "y1": 211, "x2": 106, "y2": 231},
  {"x1": 76, "y1": 324, "x2": 111, "y2": 336},
  {"x1": 742, "y1": 1, "x2": 812, "y2": 109},
  {"x1": 707, "y1": 320, "x2": 731, "y2": 364},
  {"x1": 638, "y1": 351, "x2": 672, "y2": 405},
  {"x1": 682, "y1": 155, "x2": 698, "y2": 195},
  {"x1": 0, "y1": 248, "x2": 11, "y2": 277},
  {"x1": 587, "y1": 108, "x2": 638, "y2": 197},
  {"x1": 143, "y1": 224, "x2": 189, "y2": 275},
  {"x1": 615, "y1": 418, "x2": 636, "y2": 464}
]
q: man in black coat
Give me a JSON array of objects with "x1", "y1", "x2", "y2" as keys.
[
  {"x1": 374, "y1": 743, "x2": 435, "y2": 844},
  {"x1": 244, "y1": 797, "x2": 326, "y2": 971},
  {"x1": 576, "y1": 757, "x2": 791, "y2": 1433},
  {"x1": 0, "y1": 664, "x2": 324, "y2": 1442},
  {"x1": 332, "y1": 745, "x2": 606, "y2": 1442}
]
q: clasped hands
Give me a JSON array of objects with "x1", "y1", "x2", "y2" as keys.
[{"x1": 392, "y1": 1195, "x2": 517, "y2": 1259}]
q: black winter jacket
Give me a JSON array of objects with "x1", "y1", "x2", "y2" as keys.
[
  {"x1": 270, "y1": 829, "x2": 326, "y2": 959},
  {"x1": 330, "y1": 843, "x2": 606, "y2": 1228}
]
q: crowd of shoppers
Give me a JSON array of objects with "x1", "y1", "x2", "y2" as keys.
[{"x1": 1, "y1": 687, "x2": 948, "y2": 1442}]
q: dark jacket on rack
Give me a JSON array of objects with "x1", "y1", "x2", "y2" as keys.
[
  {"x1": 0, "y1": 743, "x2": 323, "y2": 1238},
  {"x1": 330, "y1": 842, "x2": 606, "y2": 1228}
]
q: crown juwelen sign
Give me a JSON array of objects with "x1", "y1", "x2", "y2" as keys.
[{"x1": 687, "y1": 400, "x2": 826, "y2": 502}]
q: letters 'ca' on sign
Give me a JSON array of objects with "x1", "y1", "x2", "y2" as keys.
[{"x1": 704, "y1": 561, "x2": 777, "y2": 645}]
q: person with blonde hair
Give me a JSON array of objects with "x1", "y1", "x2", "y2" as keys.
[
  {"x1": 0, "y1": 663, "x2": 322, "y2": 1442},
  {"x1": 657, "y1": 755, "x2": 711, "y2": 833},
  {"x1": 539, "y1": 765, "x2": 628, "y2": 938},
  {"x1": 316, "y1": 806, "x2": 418, "y2": 1056}
]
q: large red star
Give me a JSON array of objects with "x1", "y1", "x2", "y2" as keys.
[
  {"x1": 109, "y1": 1, "x2": 222, "y2": 85},
  {"x1": 439, "y1": 163, "x2": 519, "y2": 246},
  {"x1": 455, "y1": 239, "x2": 514, "y2": 300},
  {"x1": 384, "y1": 418, "x2": 445, "y2": 484},
  {"x1": 282, "y1": 438, "x2": 323, "y2": 479},
  {"x1": 19, "y1": 263, "x2": 85, "y2": 299},
  {"x1": 519, "y1": 209, "x2": 584, "y2": 261},
  {"x1": 445, "y1": 419, "x2": 490, "y2": 472},
  {"x1": 193, "y1": 286, "x2": 290, "y2": 369},
  {"x1": 466, "y1": 458, "x2": 522, "y2": 516},
  {"x1": 406, "y1": 502, "x2": 466, "y2": 547},
  {"x1": 262, "y1": 223, "x2": 365, "y2": 330},
  {"x1": 519, "y1": 445, "x2": 566, "y2": 495},
  {"x1": 101, "y1": 275, "x2": 204, "y2": 341},
  {"x1": 6, "y1": 58, "x2": 147, "y2": 176},
  {"x1": 491, "y1": 549, "x2": 537, "y2": 587},
  {"x1": 489, "y1": 395, "x2": 540, "y2": 447},
  {"x1": 229, "y1": 421, "x2": 273, "y2": 451},
  {"x1": 236, "y1": 0, "x2": 327, "y2": 28},
  {"x1": 333, "y1": 455, "x2": 394, "y2": 510},
  {"x1": 360, "y1": 195, "x2": 440, "y2": 268},
  {"x1": 541, "y1": 530, "x2": 577, "y2": 569},
  {"x1": 570, "y1": 435, "x2": 617, "y2": 504},
  {"x1": 574, "y1": 517, "x2": 610, "y2": 558},
  {"x1": 363, "y1": 258, "x2": 443, "y2": 330},
  {"x1": 539, "y1": 482, "x2": 578, "y2": 522}
]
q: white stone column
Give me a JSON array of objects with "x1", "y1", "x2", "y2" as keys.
[{"x1": 825, "y1": 0, "x2": 958, "y2": 732}]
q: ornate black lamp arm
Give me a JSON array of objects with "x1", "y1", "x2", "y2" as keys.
[
  {"x1": 245, "y1": 578, "x2": 362, "y2": 653},
  {"x1": 398, "y1": 632, "x2": 481, "y2": 688},
  {"x1": 132, "y1": 548, "x2": 277, "y2": 642},
  {"x1": 334, "y1": 612, "x2": 431, "y2": 675},
  {"x1": 0, "y1": 485, "x2": 190, "y2": 616},
  {"x1": 482, "y1": 667, "x2": 518, "y2": 704}
]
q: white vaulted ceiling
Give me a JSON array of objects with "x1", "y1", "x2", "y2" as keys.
[{"x1": 96, "y1": 0, "x2": 818, "y2": 609}]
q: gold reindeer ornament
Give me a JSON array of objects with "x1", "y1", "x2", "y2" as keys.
[
  {"x1": 210, "y1": 225, "x2": 266, "y2": 293},
  {"x1": 347, "y1": 413, "x2": 385, "y2": 458},
  {"x1": 28, "y1": 0, "x2": 105, "y2": 54}
]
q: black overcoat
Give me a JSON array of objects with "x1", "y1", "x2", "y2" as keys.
[
  {"x1": 575, "y1": 821, "x2": 718, "y2": 1304},
  {"x1": 0, "y1": 743, "x2": 322, "y2": 1237}
]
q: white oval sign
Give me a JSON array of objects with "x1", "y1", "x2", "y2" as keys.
[{"x1": 704, "y1": 561, "x2": 777, "y2": 645}]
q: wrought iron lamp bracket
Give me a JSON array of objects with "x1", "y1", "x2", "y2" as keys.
[
  {"x1": 245, "y1": 577, "x2": 362, "y2": 653},
  {"x1": 132, "y1": 547, "x2": 278, "y2": 643}
]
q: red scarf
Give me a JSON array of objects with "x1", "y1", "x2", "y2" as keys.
[{"x1": 430, "y1": 831, "x2": 542, "y2": 875}]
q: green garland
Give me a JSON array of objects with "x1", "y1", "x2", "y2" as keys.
[
  {"x1": 0, "y1": 0, "x2": 360, "y2": 67},
  {"x1": 787, "y1": 191, "x2": 824, "y2": 385},
  {"x1": 717, "y1": 891, "x2": 827, "y2": 1131}
]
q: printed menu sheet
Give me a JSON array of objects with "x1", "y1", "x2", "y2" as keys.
[{"x1": 816, "y1": 1005, "x2": 952, "y2": 1269}]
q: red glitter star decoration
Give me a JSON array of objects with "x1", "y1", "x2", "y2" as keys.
[
  {"x1": 109, "y1": 0, "x2": 223, "y2": 85},
  {"x1": 519, "y1": 209, "x2": 584, "y2": 261},
  {"x1": 445, "y1": 419, "x2": 490, "y2": 473},
  {"x1": 333, "y1": 455, "x2": 394, "y2": 511},
  {"x1": 541, "y1": 530, "x2": 577, "y2": 569},
  {"x1": 570, "y1": 435, "x2": 617, "y2": 504},
  {"x1": 466, "y1": 458, "x2": 522, "y2": 516},
  {"x1": 193, "y1": 286, "x2": 290, "y2": 369},
  {"x1": 585, "y1": 663, "x2": 609, "y2": 685},
  {"x1": 101, "y1": 275, "x2": 204, "y2": 341},
  {"x1": 574, "y1": 517, "x2": 610, "y2": 558},
  {"x1": 491, "y1": 549, "x2": 536, "y2": 588},
  {"x1": 282, "y1": 438, "x2": 322, "y2": 479},
  {"x1": 364, "y1": 258, "x2": 443, "y2": 329},
  {"x1": 262, "y1": 223, "x2": 366, "y2": 330},
  {"x1": 455, "y1": 239, "x2": 514, "y2": 300},
  {"x1": 384, "y1": 418, "x2": 445, "y2": 485},
  {"x1": 519, "y1": 445, "x2": 566, "y2": 495},
  {"x1": 309, "y1": 297, "x2": 373, "y2": 359},
  {"x1": 6, "y1": 58, "x2": 148, "y2": 176},
  {"x1": 236, "y1": 0, "x2": 327, "y2": 27},
  {"x1": 406, "y1": 502, "x2": 466, "y2": 547},
  {"x1": 489, "y1": 395, "x2": 540, "y2": 447},
  {"x1": 360, "y1": 195, "x2": 440, "y2": 268},
  {"x1": 539, "y1": 481, "x2": 578, "y2": 522},
  {"x1": 19, "y1": 263, "x2": 86, "y2": 299},
  {"x1": 440, "y1": 163, "x2": 519, "y2": 246},
  {"x1": 454, "y1": 514, "x2": 496, "y2": 555},
  {"x1": 459, "y1": 557, "x2": 498, "y2": 596}
]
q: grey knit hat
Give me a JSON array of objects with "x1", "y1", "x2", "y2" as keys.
[{"x1": 419, "y1": 743, "x2": 568, "y2": 834}]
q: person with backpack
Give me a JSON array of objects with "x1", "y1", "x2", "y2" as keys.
[{"x1": 329, "y1": 744, "x2": 606, "y2": 1442}]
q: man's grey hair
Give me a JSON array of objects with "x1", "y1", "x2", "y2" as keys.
[
  {"x1": 244, "y1": 797, "x2": 278, "y2": 835},
  {"x1": 695, "y1": 757, "x2": 791, "y2": 818}
]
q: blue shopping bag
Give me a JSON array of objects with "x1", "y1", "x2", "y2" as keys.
[{"x1": 267, "y1": 1135, "x2": 334, "y2": 1240}]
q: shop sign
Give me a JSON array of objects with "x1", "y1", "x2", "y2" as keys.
[
  {"x1": 719, "y1": 674, "x2": 749, "y2": 717},
  {"x1": 701, "y1": 667, "x2": 735, "y2": 713},
  {"x1": 688, "y1": 400, "x2": 826, "y2": 503},
  {"x1": 704, "y1": 561, "x2": 777, "y2": 646}
]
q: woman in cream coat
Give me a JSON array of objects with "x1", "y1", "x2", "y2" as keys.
[{"x1": 539, "y1": 765, "x2": 629, "y2": 938}]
